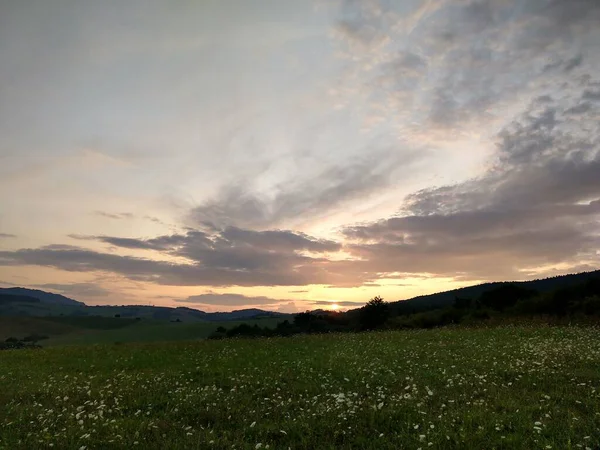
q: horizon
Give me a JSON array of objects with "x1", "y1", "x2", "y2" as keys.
[
  {"x1": 3, "y1": 267, "x2": 599, "y2": 314},
  {"x1": 1, "y1": 0, "x2": 600, "y2": 313}
]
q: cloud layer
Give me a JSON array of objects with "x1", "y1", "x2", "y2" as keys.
[{"x1": 1, "y1": 0, "x2": 599, "y2": 309}]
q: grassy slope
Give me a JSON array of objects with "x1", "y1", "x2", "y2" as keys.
[
  {"x1": 0, "y1": 316, "x2": 142, "y2": 341},
  {"x1": 0, "y1": 316, "x2": 80, "y2": 340},
  {"x1": 1, "y1": 326, "x2": 599, "y2": 449},
  {"x1": 43, "y1": 317, "x2": 284, "y2": 346}
]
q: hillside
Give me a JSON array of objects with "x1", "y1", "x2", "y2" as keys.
[
  {"x1": 0, "y1": 294, "x2": 40, "y2": 304},
  {"x1": 387, "y1": 269, "x2": 600, "y2": 314},
  {"x1": 0, "y1": 287, "x2": 84, "y2": 306},
  {"x1": 0, "y1": 287, "x2": 290, "y2": 324}
]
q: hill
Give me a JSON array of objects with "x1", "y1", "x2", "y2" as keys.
[
  {"x1": 0, "y1": 294, "x2": 40, "y2": 304},
  {"x1": 0, "y1": 287, "x2": 290, "y2": 324},
  {"x1": 386, "y1": 269, "x2": 600, "y2": 314},
  {"x1": 0, "y1": 287, "x2": 84, "y2": 306}
]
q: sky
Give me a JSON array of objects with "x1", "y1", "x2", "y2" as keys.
[{"x1": 0, "y1": 0, "x2": 599, "y2": 312}]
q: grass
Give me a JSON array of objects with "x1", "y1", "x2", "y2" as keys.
[
  {"x1": 0, "y1": 316, "x2": 79, "y2": 340},
  {"x1": 0, "y1": 315, "x2": 283, "y2": 346},
  {"x1": 1, "y1": 325, "x2": 599, "y2": 449},
  {"x1": 42, "y1": 316, "x2": 140, "y2": 330},
  {"x1": 42, "y1": 318, "x2": 284, "y2": 346}
]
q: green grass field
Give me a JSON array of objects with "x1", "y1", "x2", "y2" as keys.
[
  {"x1": 0, "y1": 316, "x2": 284, "y2": 346},
  {"x1": 43, "y1": 318, "x2": 284, "y2": 346},
  {"x1": 1, "y1": 326, "x2": 599, "y2": 449}
]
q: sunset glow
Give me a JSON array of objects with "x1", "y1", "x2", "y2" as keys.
[{"x1": 0, "y1": 1, "x2": 599, "y2": 312}]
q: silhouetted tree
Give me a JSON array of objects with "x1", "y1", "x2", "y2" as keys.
[{"x1": 359, "y1": 295, "x2": 389, "y2": 330}]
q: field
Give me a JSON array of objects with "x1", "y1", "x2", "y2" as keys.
[
  {"x1": 0, "y1": 316, "x2": 284, "y2": 346},
  {"x1": 1, "y1": 326, "x2": 599, "y2": 449}
]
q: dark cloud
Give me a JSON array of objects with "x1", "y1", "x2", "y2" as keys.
[
  {"x1": 341, "y1": 86, "x2": 600, "y2": 280},
  {"x1": 188, "y1": 149, "x2": 421, "y2": 229},
  {"x1": 177, "y1": 293, "x2": 286, "y2": 306},
  {"x1": 70, "y1": 233, "x2": 193, "y2": 251},
  {"x1": 0, "y1": 226, "x2": 354, "y2": 287},
  {"x1": 0, "y1": 233, "x2": 17, "y2": 238},
  {"x1": 219, "y1": 227, "x2": 340, "y2": 253}
]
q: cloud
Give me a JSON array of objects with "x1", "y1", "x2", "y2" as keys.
[
  {"x1": 188, "y1": 148, "x2": 422, "y2": 229},
  {"x1": 2, "y1": 79, "x2": 599, "y2": 288},
  {"x1": 1, "y1": 0, "x2": 599, "y2": 293},
  {"x1": 340, "y1": 82, "x2": 600, "y2": 280},
  {"x1": 0, "y1": 226, "x2": 356, "y2": 287},
  {"x1": 73, "y1": 226, "x2": 340, "y2": 256},
  {"x1": 3, "y1": 78, "x2": 599, "y2": 289},
  {"x1": 70, "y1": 233, "x2": 192, "y2": 251},
  {"x1": 0, "y1": 233, "x2": 17, "y2": 238},
  {"x1": 176, "y1": 293, "x2": 287, "y2": 306},
  {"x1": 328, "y1": 0, "x2": 600, "y2": 137},
  {"x1": 94, "y1": 211, "x2": 134, "y2": 220}
]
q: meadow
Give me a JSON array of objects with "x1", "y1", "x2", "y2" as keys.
[
  {"x1": 0, "y1": 316, "x2": 284, "y2": 347},
  {"x1": 1, "y1": 326, "x2": 599, "y2": 449}
]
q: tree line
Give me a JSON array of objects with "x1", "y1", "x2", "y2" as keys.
[{"x1": 209, "y1": 277, "x2": 600, "y2": 339}]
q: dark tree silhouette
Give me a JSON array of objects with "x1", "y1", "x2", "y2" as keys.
[
  {"x1": 479, "y1": 284, "x2": 537, "y2": 311},
  {"x1": 359, "y1": 295, "x2": 389, "y2": 330}
]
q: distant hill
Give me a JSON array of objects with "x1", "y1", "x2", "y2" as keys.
[
  {"x1": 5, "y1": 269, "x2": 597, "y2": 324},
  {"x1": 0, "y1": 294, "x2": 41, "y2": 304},
  {"x1": 386, "y1": 269, "x2": 600, "y2": 314},
  {"x1": 0, "y1": 287, "x2": 84, "y2": 306},
  {"x1": 0, "y1": 287, "x2": 290, "y2": 322},
  {"x1": 206, "y1": 308, "x2": 286, "y2": 321}
]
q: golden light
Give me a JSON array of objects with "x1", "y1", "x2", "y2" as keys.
[{"x1": 330, "y1": 303, "x2": 340, "y2": 311}]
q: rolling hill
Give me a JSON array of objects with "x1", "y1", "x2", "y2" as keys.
[
  {"x1": 387, "y1": 269, "x2": 600, "y2": 314},
  {"x1": 0, "y1": 287, "x2": 289, "y2": 323},
  {"x1": 0, "y1": 287, "x2": 84, "y2": 306}
]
